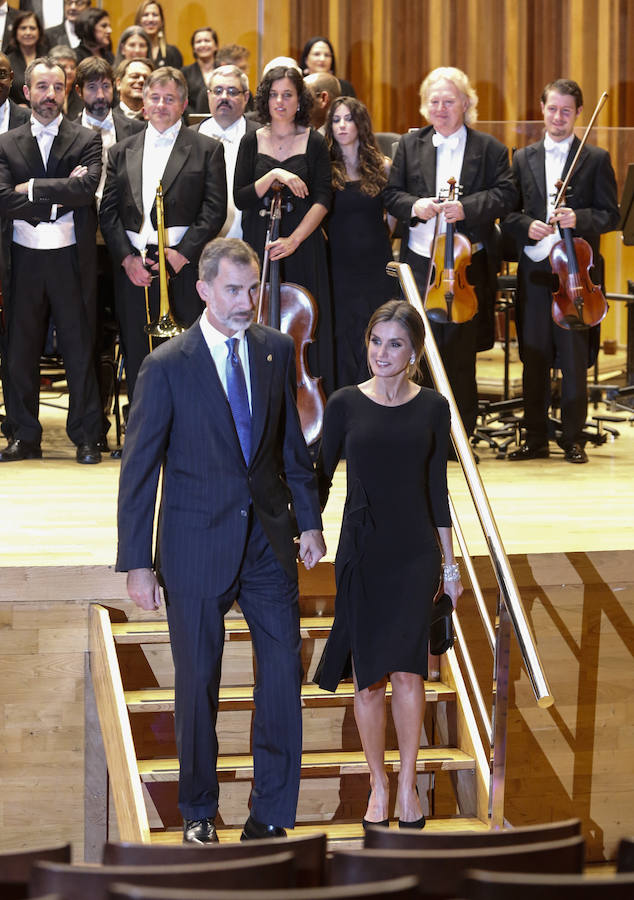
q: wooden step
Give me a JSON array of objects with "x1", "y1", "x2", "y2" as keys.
[
  {"x1": 137, "y1": 747, "x2": 475, "y2": 783},
  {"x1": 125, "y1": 681, "x2": 457, "y2": 713},
  {"x1": 148, "y1": 818, "x2": 490, "y2": 845},
  {"x1": 112, "y1": 616, "x2": 334, "y2": 644}
]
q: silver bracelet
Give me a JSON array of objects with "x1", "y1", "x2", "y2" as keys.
[{"x1": 442, "y1": 562, "x2": 460, "y2": 582}]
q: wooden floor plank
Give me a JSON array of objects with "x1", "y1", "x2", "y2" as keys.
[{"x1": 112, "y1": 616, "x2": 334, "y2": 644}]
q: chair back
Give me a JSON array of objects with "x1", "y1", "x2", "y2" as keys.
[
  {"x1": 103, "y1": 833, "x2": 327, "y2": 887},
  {"x1": 364, "y1": 818, "x2": 581, "y2": 851},
  {"x1": 463, "y1": 868, "x2": 634, "y2": 899},
  {"x1": 617, "y1": 836, "x2": 634, "y2": 872},
  {"x1": 375, "y1": 132, "x2": 401, "y2": 158},
  {"x1": 107, "y1": 874, "x2": 420, "y2": 900},
  {"x1": 328, "y1": 836, "x2": 584, "y2": 898},
  {"x1": 31, "y1": 852, "x2": 294, "y2": 900},
  {"x1": 0, "y1": 843, "x2": 71, "y2": 900}
]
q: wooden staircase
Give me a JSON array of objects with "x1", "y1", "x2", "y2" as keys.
[{"x1": 89, "y1": 562, "x2": 490, "y2": 844}]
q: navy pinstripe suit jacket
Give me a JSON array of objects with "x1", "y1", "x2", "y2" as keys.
[{"x1": 116, "y1": 319, "x2": 322, "y2": 597}]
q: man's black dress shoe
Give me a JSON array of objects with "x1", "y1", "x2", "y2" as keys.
[
  {"x1": 0, "y1": 438, "x2": 42, "y2": 462},
  {"x1": 508, "y1": 443, "x2": 550, "y2": 461},
  {"x1": 183, "y1": 817, "x2": 219, "y2": 844},
  {"x1": 240, "y1": 815, "x2": 287, "y2": 840},
  {"x1": 563, "y1": 443, "x2": 588, "y2": 464},
  {"x1": 76, "y1": 442, "x2": 102, "y2": 464}
]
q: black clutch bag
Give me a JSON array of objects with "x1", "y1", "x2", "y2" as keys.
[{"x1": 430, "y1": 593, "x2": 454, "y2": 655}]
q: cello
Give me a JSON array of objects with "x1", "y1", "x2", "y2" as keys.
[
  {"x1": 548, "y1": 92, "x2": 609, "y2": 330},
  {"x1": 424, "y1": 178, "x2": 478, "y2": 324},
  {"x1": 257, "y1": 183, "x2": 326, "y2": 446}
]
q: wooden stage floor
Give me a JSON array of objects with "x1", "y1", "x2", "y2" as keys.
[{"x1": 1, "y1": 348, "x2": 632, "y2": 569}]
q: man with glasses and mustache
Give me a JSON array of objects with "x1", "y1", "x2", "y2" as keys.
[{"x1": 192, "y1": 64, "x2": 256, "y2": 239}]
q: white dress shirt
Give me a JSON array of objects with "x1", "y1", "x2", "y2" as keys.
[
  {"x1": 40, "y1": 0, "x2": 64, "y2": 30},
  {"x1": 126, "y1": 120, "x2": 188, "y2": 251},
  {"x1": 64, "y1": 18, "x2": 79, "y2": 49},
  {"x1": 524, "y1": 134, "x2": 574, "y2": 262},
  {"x1": 408, "y1": 125, "x2": 467, "y2": 258},
  {"x1": 199, "y1": 311, "x2": 252, "y2": 411},
  {"x1": 0, "y1": 3, "x2": 8, "y2": 48},
  {"x1": 0, "y1": 98, "x2": 10, "y2": 135},
  {"x1": 199, "y1": 115, "x2": 246, "y2": 239},
  {"x1": 81, "y1": 108, "x2": 115, "y2": 207}
]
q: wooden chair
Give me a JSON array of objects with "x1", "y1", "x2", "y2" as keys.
[
  {"x1": 462, "y1": 869, "x2": 634, "y2": 899},
  {"x1": 106, "y1": 875, "x2": 420, "y2": 900},
  {"x1": 0, "y1": 842, "x2": 71, "y2": 900},
  {"x1": 103, "y1": 832, "x2": 327, "y2": 887},
  {"x1": 364, "y1": 818, "x2": 582, "y2": 851},
  {"x1": 328, "y1": 836, "x2": 585, "y2": 898},
  {"x1": 617, "y1": 836, "x2": 634, "y2": 872},
  {"x1": 30, "y1": 851, "x2": 294, "y2": 900}
]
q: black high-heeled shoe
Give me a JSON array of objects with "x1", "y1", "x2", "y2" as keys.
[
  {"x1": 398, "y1": 785, "x2": 426, "y2": 830},
  {"x1": 362, "y1": 788, "x2": 389, "y2": 830}
]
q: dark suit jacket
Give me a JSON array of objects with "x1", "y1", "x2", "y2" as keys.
[
  {"x1": 502, "y1": 136, "x2": 620, "y2": 260},
  {"x1": 2, "y1": 5, "x2": 19, "y2": 51},
  {"x1": 44, "y1": 21, "x2": 70, "y2": 48},
  {"x1": 116, "y1": 320, "x2": 322, "y2": 596},
  {"x1": 76, "y1": 105, "x2": 145, "y2": 142},
  {"x1": 99, "y1": 125, "x2": 226, "y2": 267},
  {"x1": 0, "y1": 116, "x2": 101, "y2": 309},
  {"x1": 7, "y1": 98, "x2": 29, "y2": 128}
]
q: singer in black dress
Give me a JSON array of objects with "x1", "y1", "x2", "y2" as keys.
[
  {"x1": 316, "y1": 300, "x2": 462, "y2": 829},
  {"x1": 234, "y1": 66, "x2": 334, "y2": 396}
]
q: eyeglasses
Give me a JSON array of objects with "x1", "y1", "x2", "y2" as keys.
[
  {"x1": 0, "y1": 69, "x2": 11, "y2": 80},
  {"x1": 65, "y1": 0, "x2": 89, "y2": 7},
  {"x1": 207, "y1": 86, "x2": 245, "y2": 98}
]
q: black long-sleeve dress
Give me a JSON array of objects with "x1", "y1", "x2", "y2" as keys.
[
  {"x1": 315, "y1": 385, "x2": 451, "y2": 692},
  {"x1": 234, "y1": 127, "x2": 334, "y2": 397}
]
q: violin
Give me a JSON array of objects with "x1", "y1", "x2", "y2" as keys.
[
  {"x1": 548, "y1": 92, "x2": 609, "y2": 330},
  {"x1": 425, "y1": 178, "x2": 478, "y2": 324},
  {"x1": 257, "y1": 183, "x2": 326, "y2": 446}
]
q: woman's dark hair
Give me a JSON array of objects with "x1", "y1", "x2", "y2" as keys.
[
  {"x1": 6, "y1": 11, "x2": 47, "y2": 57},
  {"x1": 326, "y1": 96, "x2": 387, "y2": 197},
  {"x1": 254, "y1": 65, "x2": 313, "y2": 127},
  {"x1": 365, "y1": 300, "x2": 426, "y2": 378},
  {"x1": 75, "y1": 8, "x2": 110, "y2": 49},
  {"x1": 190, "y1": 27, "x2": 219, "y2": 57},
  {"x1": 114, "y1": 25, "x2": 151, "y2": 67},
  {"x1": 300, "y1": 36, "x2": 336, "y2": 76}
]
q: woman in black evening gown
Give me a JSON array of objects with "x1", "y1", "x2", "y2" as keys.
[
  {"x1": 316, "y1": 300, "x2": 463, "y2": 829},
  {"x1": 234, "y1": 65, "x2": 334, "y2": 396},
  {"x1": 325, "y1": 96, "x2": 395, "y2": 388}
]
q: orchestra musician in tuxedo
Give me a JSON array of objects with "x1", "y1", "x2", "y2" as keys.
[
  {"x1": 503, "y1": 79, "x2": 619, "y2": 464},
  {"x1": 117, "y1": 236, "x2": 325, "y2": 843},
  {"x1": 384, "y1": 66, "x2": 517, "y2": 439},
  {"x1": 0, "y1": 55, "x2": 103, "y2": 462},
  {"x1": 100, "y1": 66, "x2": 226, "y2": 405}
]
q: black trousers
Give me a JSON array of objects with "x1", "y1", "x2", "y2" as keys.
[
  {"x1": 164, "y1": 511, "x2": 303, "y2": 827},
  {"x1": 114, "y1": 250, "x2": 203, "y2": 404},
  {"x1": 515, "y1": 256, "x2": 590, "y2": 447},
  {"x1": 6, "y1": 244, "x2": 102, "y2": 446},
  {"x1": 403, "y1": 245, "x2": 482, "y2": 437}
]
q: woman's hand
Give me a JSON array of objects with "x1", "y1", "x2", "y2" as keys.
[
  {"x1": 443, "y1": 576, "x2": 463, "y2": 609},
  {"x1": 272, "y1": 168, "x2": 309, "y2": 198},
  {"x1": 267, "y1": 233, "x2": 300, "y2": 260}
]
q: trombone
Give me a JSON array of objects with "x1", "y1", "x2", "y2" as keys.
[{"x1": 144, "y1": 181, "x2": 185, "y2": 343}]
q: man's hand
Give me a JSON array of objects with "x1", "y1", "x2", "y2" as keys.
[
  {"x1": 550, "y1": 206, "x2": 576, "y2": 229},
  {"x1": 442, "y1": 199, "x2": 465, "y2": 223},
  {"x1": 413, "y1": 197, "x2": 443, "y2": 221},
  {"x1": 127, "y1": 568, "x2": 162, "y2": 610},
  {"x1": 70, "y1": 165, "x2": 88, "y2": 178},
  {"x1": 528, "y1": 218, "x2": 555, "y2": 241},
  {"x1": 15, "y1": 182, "x2": 29, "y2": 194},
  {"x1": 298, "y1": 529, "x2": 326, "y2": 570},
  {"x1": 122, "y1": 253, "x2": 153, "y2": 287},
  {"x1": 164, "y1": 247, "x2": 189, "y2": 274}
]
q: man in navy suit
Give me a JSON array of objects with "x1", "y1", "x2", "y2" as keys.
[
  {"x1": 503, "y1": 79, "x2": 619, "y2": 463},
  {"x1": 116, "y1": 237, "x2": 325, "y2": 843},
  {"x1": 384, "y1": 67, "x2": 517, "y2": 438}
]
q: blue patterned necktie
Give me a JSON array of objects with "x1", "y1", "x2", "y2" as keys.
[{"x1": 225, "y1": 337, "x2": 251, "y2": 463}]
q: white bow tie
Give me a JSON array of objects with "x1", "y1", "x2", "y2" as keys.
[
  {"x1": 87, "y1": 117, "x2": 113, "y2": 131},
  {"x1": 432, "y1": 132, "x2": 459, "y2": 150},
  {"x1": 31, "y1": 120, "x2": 59, "y2": 140},
  {"x1": 544, "y1": 135, "x2": 570, "y2": 158}
]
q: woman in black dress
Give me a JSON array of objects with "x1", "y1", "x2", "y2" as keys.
[
  {"x1": 74, "y1": 8, "x2": 114, "y2": 65},
  {"x1": 326, "y1": 96, "x2": 394, "y2": 388},
  {"x1": 6, "y1": 11, "x2": 48, "y2": 105},
  {"x1": 134, "y1": 1, "x2": 182, "y2": 69},
  {"x1": 317, "y1": 300, "x2": 463, "y2": 828},
  {"x1": 300, "y1": 36, "x2": 356, "y2": 98},
  {"x1": 182, "y1": 27, "x2": 218, "y2": 114},
  {"x1": 234, "y1": 65, "x2": 334, "y2": 396}
]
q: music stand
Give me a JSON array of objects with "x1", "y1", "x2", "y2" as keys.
[{"x1": 619, "y1": 163, "x2": 634, "y2": 244}]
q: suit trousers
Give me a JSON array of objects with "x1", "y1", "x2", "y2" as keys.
[
  {"x1": 115, "y1": 252, "x2": 203, "y2": 404},
  {"x1": 403, "y1": 246, "x2": 480, "y2": 436},
  {"x1": 516, "y1": 257, "x2": 589, "y2": 447},
  {"x1": 164, "y1": 509, "x2": 303, "y2": 826},
  {"x1": 6, "y1": 243, "x2": 102, "y2": 445}
]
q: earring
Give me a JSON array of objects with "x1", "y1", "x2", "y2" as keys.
[{"x1": 409, "y1": 355, "x2": 415, "y2": 365}]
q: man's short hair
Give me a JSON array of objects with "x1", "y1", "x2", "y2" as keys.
[
  {"x1": 215, "y1": 43, "x2": 250, "y2": 67},
  {"x1": 207, "y1": 64, "x2": 249, "y2": 94},
  {"x1": 75, "y1": 56, "x2": 114, "y2": 90},
  {"x1": 114, "y1": 56, "x2": 154, "y2": 83},
  {"x1": 305, "y1": 72, "x2": 341, "y2": 99},
  {"x1": 541, "y1": 78, "x2": 583, "y2": 110},
  {"x1": 143, "y1": 66, "x2": 188, "y2": 103},
  {"x1": 24, "y1": 57, "x2": 66, "y2": 89},
  {"x1": 198, "y1": 238, "x2": 259, "y2": 284},
  {"x1": 48, "y1": 44, "x2": 78, "y2": 65}
]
